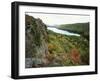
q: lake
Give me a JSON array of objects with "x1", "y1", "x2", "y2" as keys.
[{"x1": 47, "y1": 27, "x2": 80, "y2": 36}]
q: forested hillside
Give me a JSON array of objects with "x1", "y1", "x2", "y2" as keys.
[
  {"x1": 58, "y1": 23, "x2": 89, "y2": 40},
  {"x1": 25, "y1": 15, "x2": 89, "y2": 68}
]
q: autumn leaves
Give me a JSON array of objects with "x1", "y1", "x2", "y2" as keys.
[
  {"x1": 45, "y1": 47, "x2": 81, "y2": 66},
  {"x1": 70, "y1": 48, "x2": 80, "y2": 65},
  {"x1": 44, "y1": 30, "x2": 89, "y2": 66}
]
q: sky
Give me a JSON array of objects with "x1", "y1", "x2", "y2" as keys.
[{"x1": 26, "y1": 12, "x2": 90, "y2": 26}]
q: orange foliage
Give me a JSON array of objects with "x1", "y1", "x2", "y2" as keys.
[
  {"x1": 48, "y1": 44, "x2": 54, "y2": 49},
  {"x1": 45, "y1": 53, "x2": 54, "y2": 62},
  {"x1": 70, "y1": 48, "x2": 80, "y2": 64}
]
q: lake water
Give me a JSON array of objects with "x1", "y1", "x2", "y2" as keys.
[{"x1": 47, "y1": 27, "x2": 80, "y2": 36}]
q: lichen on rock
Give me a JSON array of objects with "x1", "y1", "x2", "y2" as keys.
[{"x1": 25, "y1": 15, "x2": 48, "y2": 68}]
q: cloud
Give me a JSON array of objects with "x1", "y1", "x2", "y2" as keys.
[{"x1": 26, "y1": 12, "x2": 90, "y2": 25}]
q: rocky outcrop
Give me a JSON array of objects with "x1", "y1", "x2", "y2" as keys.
[
  {"x1": 25, "y1": 15, "x2": 48, "y2": 68},
  {"x1": 25, "y1": 15, "x2": 89, "y2": 68}
]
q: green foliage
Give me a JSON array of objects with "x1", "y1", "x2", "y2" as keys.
[
  {"x1": 25, "y1": 15, "x2": 89, "y2": 67},
  {"x1": 47, "y1": 29, "x2": 89, "y2": 66}
]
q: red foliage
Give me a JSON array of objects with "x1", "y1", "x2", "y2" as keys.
[{"x1": 70, "y1": 48, "x2": 80, "y2": 64}]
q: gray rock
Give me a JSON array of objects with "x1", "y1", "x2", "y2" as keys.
[{"x1": 25, "y1": 15, "x2": 48, "y2": 68}]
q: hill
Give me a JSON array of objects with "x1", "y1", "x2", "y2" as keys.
[
  {"x1": 25, "y1": 15, "x2": 89, "y2": 68},
  {"x1": 58, "y1": 23, "x2": 89, "y2": 40}
]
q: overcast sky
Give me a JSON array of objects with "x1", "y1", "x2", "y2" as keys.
[{"x1": 26, "y1": 12, "x2": 90, "y2": 26}]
